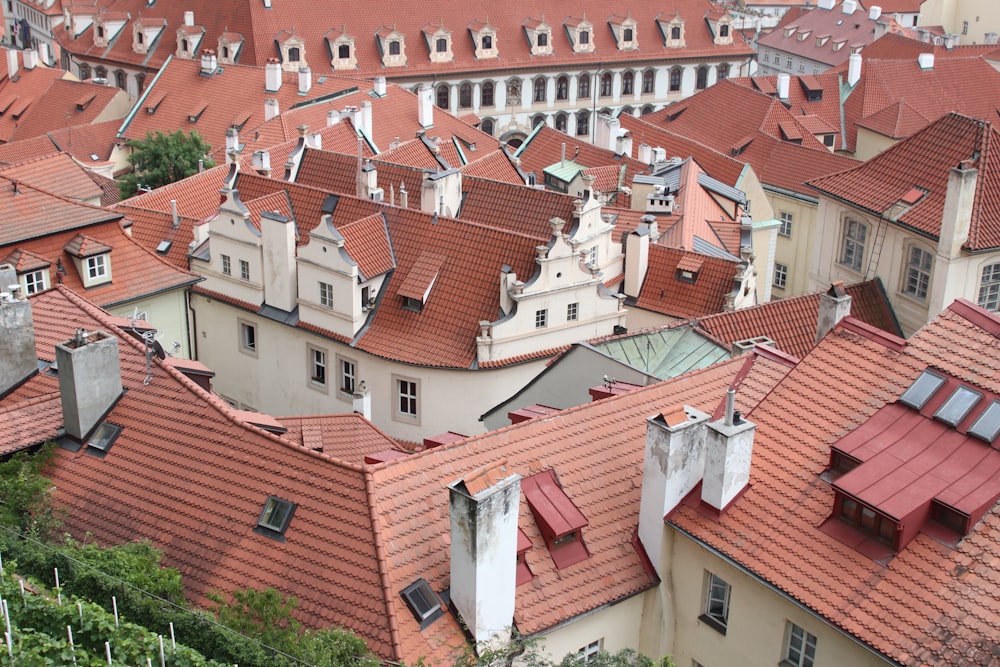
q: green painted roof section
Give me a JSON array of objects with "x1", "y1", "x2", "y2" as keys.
[
  {"x1": 542, "y1": 159, "x2": 584, "y2": 182},
  {"x1": 593, "y1": 325, "x2": 730, "y2": 378}
]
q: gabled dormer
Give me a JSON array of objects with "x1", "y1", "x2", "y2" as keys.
[
  {"x1": 608, "y1": 13, "x2": 638, "y2": 50},
  {"x1": 275, "y1": 31, "x2": 307, "y2": 72},
  {"x1": 564, "y1": 15, "x2": 595, "y2": 54},
  {"x1": 217, "y1": 32, "x2": 243, "y2": 65},
  {"x1": 63, "y1": 7, "x2": 95, "y2": 39},
  {"x1": 468, "y1": 19, "x2": 498, "y2": 59},
  {"x1": 92, "y1": 13, "x2": 128, "y2": 49},
  {"x1": 175, "y1": 21, "x2": 204, "y2": 59},
  {"x1": 422, "y1": 22, "x2": 453, "y2": 64},
  {"x1": 132, "y1": 17, "x2": 165, "y2": 54},
  {"x1": 325, "y1": 26, "x2": 357, "y2": 70},
  {"x1": 2, "y1": 248, "x2": 51, "y2": 296},
  {"x1": 376, "y1": 25, "x2": 407, "y2": 67},
  {"x1": 523, "y1": 17, "x2": 553, "y2": 56},
  {"x1": 63, "y1": 234, "x2": 112, "y2": 288},
  {"x1": 706, "y1": 9, "x2": 734, "y2": 46},
  {"x1": 657, "y1": 12, "x2": 686, "y2": 48}
]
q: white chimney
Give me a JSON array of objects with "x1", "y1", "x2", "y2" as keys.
[
  {"x1": 817, "y1": 0, "x2": 835, "y2": 8},
  {"x1": 985, "y1": 32, "x2": 999, "y2": 46},
  {"x1": 352, "y1": 381, "x2": 371, "y2": 420},
  {"x1": 449, "y1": 461, "x2": 521, "y2": 646},
  {"x1": 22, "y1": 49, "x2": 37, "y2": 70},
  {"x1": 938, "y1": 162, "x2": 977, "y2": 261},
  {"x1": 264, "y1": 98, "x2": 280, "y2": 121},
  {"x1": 595, "y1": 114, "x2": 620, "y2": 152},
  {"x1": 298, "y1": 66, "x2": 312, "y2": 94},
  {"x1": 170, "y1": 199, "x2": 179, "y2": 228},
  {"x1": 848, "y1": 52, "x2": 862, "y2": 87},
  {"x1": 359, "y1": 100, "x2": 373, "y2": 137},
  {"x1": 0, "y1": 267, "x2": 37, "y2": 397},
  {"x1": 225, "y1": 127, "x2": 239, "y2": 163},
  {"x1": 777, "y1": 72, "x2": 790, "y2": 100},
  {"x1": 918, "y1": 52, "x2": 935, "y2": 70},
  {"x1": 374, "y1": 75, "x2": 387, "y2": 96},
  {"x1": 842, "y1": 0, "x2": 857, "y2": 14},
  {"x1": 184, "y1": 11, "x2": 194, "y2": 26},
  {"x1": 38, "y1": 42, "x2": 50, "y2": 66},
  {"x1": 869, "y1": 5, "x2": 882, "y2": 20},
  {"x1": 260, "y1": 210, "x2": 298, "y2": 312},
  {"x1": 327, "y1": 110, "x2": 340, "y2": 127},
  {"x1": 638, "y1": 143, "x2": 653, "y2": 164},
  {"x1": 265, "y1": 58, "x2": 282, "y2": 92},
  {"x1": 816, "y1": 281, "x2": 852, "y2": 343},
  {"x1": 252, "y1": 150, "x2": 271, "y2": 174},
  {"x1": 624, "y1": 215, "x2": 657, "y2": 297},
  {"x1": 701, "y1": 390, "x2": 756, "y2": 512},
  {"x1": 638, "y1": 406, "x2": 710, "y2": 573},
  {"x1": 56, "y1": 330, "x2": 123, "y2": 440},
  {"x1": 6, "y1": 49, "x2": 18, "y2": 79},
  {"x1": 306, "y1": 132, "x2": 322, "y2": 149},
  {"x1": 418, "y1": 84, "x2": 434, "y2": 128},
  {"x1": 943, "y1": 34, "x2": 957, "y2": 50},
  {"x1": 200, "y1": 49, "x2": 217, "y2": 75}
]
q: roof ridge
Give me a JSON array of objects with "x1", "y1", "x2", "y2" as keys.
[{"x1": 363, "y1": 469, "x2": 405, "y2": 660}]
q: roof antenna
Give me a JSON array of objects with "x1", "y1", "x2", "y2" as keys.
[{"x1": 141, "y1": 329, "x2": 156, "y2": 385}]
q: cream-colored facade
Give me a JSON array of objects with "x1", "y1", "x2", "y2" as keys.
[
  {"x1": 109, "y1": 290, "x2": 193, "y2": 359},
  {"x1": 767, "y1": 189, "x2": 821, "y2": 299},
  {"x1": 918, "y1": 0, "x2": 1000, "y2": 41},
  {"x1": 538, "y1": 595, "x2": 646, "y2": 663}
]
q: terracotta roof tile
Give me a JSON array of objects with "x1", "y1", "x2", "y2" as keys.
[
  {"x1": 0, "y1": 152, "x2": 104, "y2": 202},
  {"x1": 339, "y1": 212, "x2": 395, "y2": 279},
  {"x1": 460, "y1": 150, "x2": 524, "y2": 184},
  {"x1": 8, "y1": 78, "x2": 127, "y2": 143},
  {"x1": 634, "y1": 245, "x2": 741, "y2": 319}
]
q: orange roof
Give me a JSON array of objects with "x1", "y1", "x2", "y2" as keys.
[
  {"x1": 8, "y1": 78, "x2": 126, "y2": 143},
  {"x1": 634, "y1": 245, "x2": 741, "y2": 319},
  {"x1": 0, "y1": 152, "x2": 104, "y2": 203},
  {"x1": 0, "y1": 52, "x2": 66, "y2": 141}
]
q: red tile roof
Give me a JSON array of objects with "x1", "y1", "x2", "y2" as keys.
[
  {"x1": 0, "y1": 52, "x2": 67, "y2": 142},
  {"x1": 276, "y1": 413, "x2": 405, "y2": 465},
  {"x1": 808, "y1": 112, "x2": 1000, "y2": 250},
  {"x1": 634, "y1": 245, "x2": 742, "y2": 319},
  {"x1": 0, "y1": 176, "x2": 120, "y2": 243},
  {"x1": 7, "y1": 78, "x2": 127, "y2": 143},
  {"x1": 0, "y1": 152, "x2": 104, "y2": 203},
  {"x1": 460, "y1": 150, "x2": 524, "y2": 184}
]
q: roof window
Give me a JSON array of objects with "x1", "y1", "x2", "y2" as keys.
[
  {"x1": 898, "y1": 369, "x2": 946, "y2": 409},
  {"x1": 255, "y1": 495, "x2": 296, "y2": 541},
  {"x1": 934, "y1": 385, "x2": 982, "y2": 426},
  {"x1": 86, "y1": 422, "x2": 122, "y2": 456},
  {"x1": 968, "y1": 399, "x2": 1000, "y2": 443},
  {"x1": 400, "y1": 579, "x2": 444, "y2": 628},
  {"x1": 522, "y1": 469, "x2": 589, "y2": 569}
]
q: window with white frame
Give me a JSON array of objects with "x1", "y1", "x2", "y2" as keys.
[
  {"x1": 978, "y1": 263, "x2": 1000, "y2": 311},
  {"x1": 221, "y1": 254, "x2": 231, "y2": 275},
  {"x1": 779, "y1": 211, "x2": 793, "y2": 237},
  {"x1": 396, "y1": 377, "x2": 418, "y2": 419},
  {"x1": 239, "y1": 259, "x2": 250, "y2": 281},
  {"x1": 567, "y1": 302, "x2": 579, "y2": 321},
  {"x1": 701, "y1": 572, "x2": 731, "y2": 633},
  {"x1": 319, "y1": 281, "x2": 334, "y2": 308},
  {"x1": 23, "y1": 270, "x2": 46, "y2": 295},
  {"x1": 903, "y1": 246, "x2": 932, "y2": 300},
  {"x1": 338, "y1": 355, "x2": 357, "y2": 396},
  {"x1": 783, "y1": 623, "x2": 817, "y2": 667},
  {"x1": 87, "y1": 255, "x2": 107, "y2": 280},
  {"x1": 578, "y1": 639, "x2": 602, "y2": 664},
  {"x1": 309, "y1": 346, "x2": 327, "y2": 387},
  {"x1": 239, "y1": 320, "x2": 257, "y2": 355},
  {"x1": 774, "y1": 263, "x2": 788, "y2": 289},
  {"x1": 840, "y1": 219, "x2": 867, "y2": 272},
  {"x1": 535, "y1": 309, "x2": 548, "y2": 328}
]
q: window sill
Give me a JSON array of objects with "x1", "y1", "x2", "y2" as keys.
[{"x1": 698, "y1": 614, "x2": 728, "y2": 635}]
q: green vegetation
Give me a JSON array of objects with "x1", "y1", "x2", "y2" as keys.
[{"x1": 119, "y1": 129, "x2": 214, "y2": 198}]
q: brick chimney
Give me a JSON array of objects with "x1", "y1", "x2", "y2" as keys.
[
  {"x1": 56, "y1": 330, "x2": 123, "y2": 440},
  {"x1": 701, "y1": 389, "x2": 756, "y2": 512},
  {"x1": 638, "y1": 405, "x2": 710, "y2": 574},
  {"x1": 448, "y1": 461, "x2": 521, "y2": 646},
  {"x1": 816, "y1": 281, "x2": 851, "y2": 343},
  {"x1": 0, "y1": 265, "x2": 36, "y2": 397}
]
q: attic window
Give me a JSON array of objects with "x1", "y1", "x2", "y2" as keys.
[
  {"x1": 676, "y1": 269, "x2": 696, "y2": 283},
  {"x1": 837, "y1": 494, "x2": 898, "y2": 548},
  {"x1": 522, "y1": 469, "x2": 589, "y2": 569},
  {"x1": 934, "y1": 385, "x2": 982, "y2": 426},
  {"x1": 85, "y1": 422, "x2": 123, "y2": 457},
  {"x1": 156, "y1": 240, "x2": 172, "y2": 254},
  {"x1": 968, "y1": 399, "x2": 1000, "y2": 443},
  {"x1": 898, "y1": 369, "x2": 946, "y2": 409},
  {"x1": 400, "y1": 579, "x2": 444, "y2": 628},
  {"x1": 255, "y1": 495, "x2": 296, "y2": 540},
  {"x1": 931, "y1": 500, "x2": 968, "y2": 534}
]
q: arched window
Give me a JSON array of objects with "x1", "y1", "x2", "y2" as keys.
[
  {"x1": 718, "y1": 63, "x2": 730, "y2": 81},
  {"x1": 436, "y1": 38, "x2": 447, "y2": 53},
  {"x1": 555, "y1": 113, "x2": 568, "y2": 132},
  {"x1": 978, "y1": 263, "x2": 1000, "y2": 311},
  {"x1": 622, "y1": 71, "x2": 634, "y2": 95},
  {"x1": 389, "y1": 41, "x2": 401, "y2": 55},
  {"x1": 95, "y1": 66, "x2": 107, "y2": 80},
  {"x1": 624, "y1": 28, "x2": 633, "y2": 42},
  {"x1": 537, "y1": 33, "x2": 548, "y2": 47},
  {"x1": 481, "y1": 81, "x2": 495, "y2": 107},
  {"x1": 97, "y1": 26, "x2": 105, "y2": 39},
  {"x1": 181, "y1": 38, "x2": 189, "y2": 52},
  {"x1": 482, "y1": 35, "x2": 492, "y2": 49},
  {"x1": 136, "y1": 73, "x2": 147, "y2": 93},
  {"x1": 578, "y1": 73, "x2": 591, "y2": 98},
  {"x1": 222, "y1": 46, "x2": 230, "y2": 59},
  {"x1": 696, "y1": 66, "x2": 708, "y2": 90},
  {"x1": 641, "y1": 104, "x2": 655, "y2": 115},
  {"x1": 576, "y1": 110, "x2": 589, "y2": 136},
  {"x1": 669, "y1": 67, "x2": 682, "y2": 92},
  {"x1": 459, "y1": 83, "x2": 472, "y2": 109},
  {"x1": 642, "y1": 69, "x2": 654, "y2": 94},
  {"x1": 288, "y1": 47, "x2": 301, "y2": 63},
  {"x1": 137, "y1": 32, "x2": 144, "y2": 44},
  {"x1": 481, "y1": 118, "x2": 495, "y2": 136},
  {"x1": 600, "y1": 72, "x2": 612, "y2": 97},
  {"x1": 621, "y1": 106, "x2": 634, "y2": 116},
  {"x1": 338, "y1": 44, "x2": 350, "y2": 58},
  {"x1": 533, "y1": 78, "x2": 546, "y2": 103},
  {"x1": 114, "y1": 70, "x2": 126, "y2": 90},
  {"x1": 79, "y1": 63, "x2": 91, "y2": 79},
  {"x1": 532, "y1": 114, "x2": 545, "y2": 128},
  {"x1": 670, "y1": 26, "x2": 681, "y2": 40},
  {"x1": 556, "y1": 76, "x2": 568, "y2": 100},
  {"x1": 436, "y1": 84, "x2": 450, "y2": 109}
]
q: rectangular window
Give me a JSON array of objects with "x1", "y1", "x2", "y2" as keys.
[
  {"x1": 256, "y1": 496, "x2": 296, "y2": 540},
  {"x1": 221, "y1": 254, "x2": 231, "y2": 275},
  {"x1": 319, "y1": 281, "x2": 334, "y2": 307},
  {"x1": 239, "y1": 259, "x2": 250, "y2": 281},
  {"x1": 774, "y1": 263, "x2": 788, "y2": 289},
  {"x1": 840, "y1": 219, "x2": 867, "y2": 272},
  {"x1": 978, "y1": 263, "x2": 1000, "y2": 311},
  {"x1": 338, "y1": 356, "x2": 357, "y2": 395},
  {"x1": 783, "y1": 623, "x2": 817, "y2": 667},
  {"x1": 23, "y1": 270, "x2": 45, "y2": 295},
  {"x1": 567, "y1": 302, "x2": 579, "y2": 321},
  {"x1": 397, "y1": 377, "x2": 418, "y2": 419},
  {"x1": 579, "y1": 640, "x2": 602, "y2": 664},
  {"x1": 903, "y1": 246, "x2": 932, "y2": 300},
  {"x1": 778, "y1": 211, "x2": 793, "y2": 237},
  {"x1": 701, "y1": 572, "x2": 731, "y2": 633},
  {"x1": 239, "y1": 320, "x2": 257, "y2": 355},
  {"x1": 309, "y1": 346, "x2": 327, "y2": 387},
  {"x1": 786, "y1": 56, "x2": 792, "y2": 68},
  {"x1": 87, "y1": 255, "x2": 107, "y2": 280},
  {"x1": 535, "y1": 309, "x2": 548, "y2": 328}
]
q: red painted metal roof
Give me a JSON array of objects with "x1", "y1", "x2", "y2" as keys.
[{"x1": 522, "y1": 469, "x2": 588, "y2": 541}]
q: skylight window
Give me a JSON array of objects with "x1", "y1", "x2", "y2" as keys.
[
  {"x1": 400, "y1": 579, "x2": 444, "y2": 628},
  {"x1": 968, "y1": 399, "x2": 1000, "y2": 443},
  {"x1": 255, "y1": 496, "x2": 296, "y2": 540},
  {"x1": 898, "y1": 369, "x2": 946, "y2": 409},
  {"x1": 87, "y1": 422, "x2": 122, "y2": 456},
  {"x1": 934, "y1": 385, "x2": 982, "y2": 426}
]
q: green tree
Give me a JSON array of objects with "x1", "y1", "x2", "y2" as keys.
[
  {"x1": 120, "y1": 130, "x2": 213, "y2": 198},
  {"x1": 0, "y1": 442, "x2": 59, "y2": 539}
]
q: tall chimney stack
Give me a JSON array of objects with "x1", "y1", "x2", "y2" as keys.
[
  {"x1": 701, "y1": 389, "x2": 756, "y2": 512},
  {"x1": 418, "y1": 84, "x2": 434, "y2": 128},
  {"x1": 265, "y1": 58, "x2": 282, "y2": 92},
  {"x1": 56, "y1": 330, "x2": 123, "y2": 440},
  {"x1": 816, "y1": 281, "x2": 852, "y2": 343},
  {"x1": 0, "y1": 265, "x2": 36, "y2": 397}
]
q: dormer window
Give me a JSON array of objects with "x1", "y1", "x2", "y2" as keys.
[
  {"x1": 276, "y1": 31, "x2": 307, "y2": 71},
  {"x1": 609, "y1": 14, "x2": 638, "y2": 50},
  {"x1": 400, "y1": 579, "x2": 444, "y2": 628},
  {"x1": 423, "y1": 22, "x2": 453, "y2": 63},
  {"x1": 64, "y1": 234, "x2": 112, "y2": 288},
  {"x1": 660, "y1": 14, "x2": 686, "y2": 48},
  {"x1": 217, "y1": 33, "x2": 244, "y2": 65},
  {"x1": 522, "y1": 469, "x2": 589, "y2": 569},
  {"x1": 565, "y1": 16, "x2": 595, "y2": 54},
  {"x1": 676, "y1": 255, "x2": 702, "y2": 283},
  {"x1": 255, "y1": 495, "x2": 296, "y2": 541},
  {"x1": 524, "y1": 17, "x2": 553, "y2": 56},
  {"x1": 377, "y1": 25, "x2": 407, "y2": 67},
  {"x1": 398, "y1": 252, "x2": 443, "y2": 313}
]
